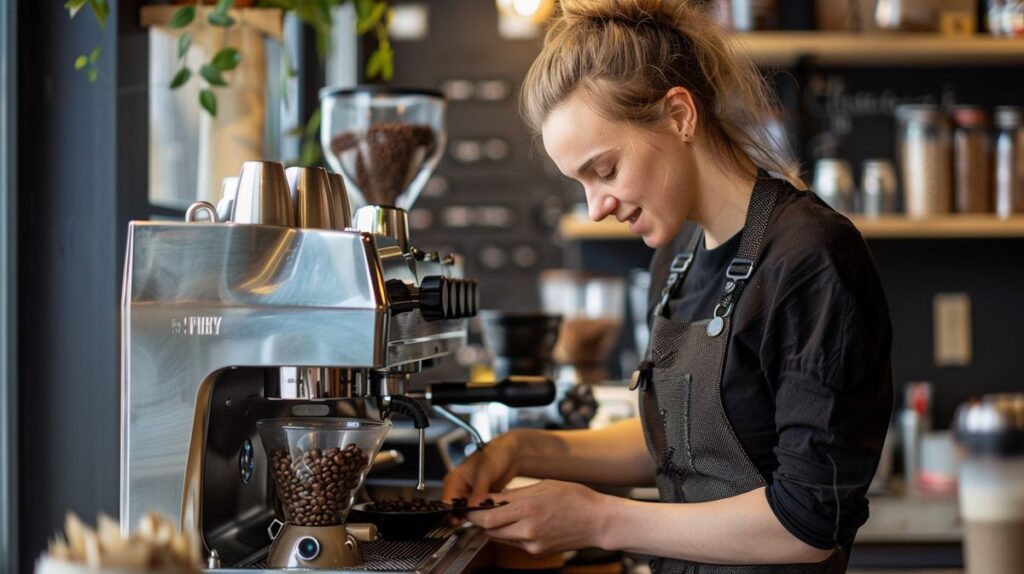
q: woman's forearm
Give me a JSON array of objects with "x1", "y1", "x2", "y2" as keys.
[
  {"x1": 598, "y1": 487, "x2": 833, "y2": 565},
  {"x1": 513, "y1": 417, "x2": 656, "y2": 487}
]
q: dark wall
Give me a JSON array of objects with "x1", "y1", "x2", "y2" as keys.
[{"x1": 15, "y1": 1, "x2": 147, "y2": 572}]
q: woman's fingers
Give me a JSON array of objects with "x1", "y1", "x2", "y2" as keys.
[
  {"x1": 467, "y1": 502, "x2": 522, "y2": 531},
  {"x1": 442, "y1": 468, "x2": 472, "y2": 501},
  {"x1": 470, "y1": 464, "x2": 497, "y2": 504}
]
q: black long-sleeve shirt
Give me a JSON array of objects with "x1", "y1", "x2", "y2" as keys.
[{"x1": 646, "y1": 179, "x2": 894, "y2": 550}]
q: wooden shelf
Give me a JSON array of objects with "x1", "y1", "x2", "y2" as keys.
[
  {"x1": 559, "y1": 213, "x2": 1024, "y2": 240},
  {"x1": 732, "y1": 32, "x2": 1024, "y2": 66}
]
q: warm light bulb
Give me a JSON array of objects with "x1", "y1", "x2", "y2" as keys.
[
  {"x1": 512, "y1": 0, "x2": 542, "y2": 17},
  {"x1": 496, "y1": 0, "x2": 553, "y2": 23}
]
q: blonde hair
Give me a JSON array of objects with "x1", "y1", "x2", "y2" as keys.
[{"x1": 521, "y1": 0, "x2": 803, "y2": 188}]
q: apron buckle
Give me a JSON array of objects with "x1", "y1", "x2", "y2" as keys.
[{"x1": 630, "y1": 360, "x2": 654, "y2": 391}]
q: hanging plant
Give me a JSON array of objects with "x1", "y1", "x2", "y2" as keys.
[
  {"x1": 66, "y1": 0, "x2": 394, "y2": 116},
  {"x1": 65, "y1": 0, "x2": 109, "y2": 82}
]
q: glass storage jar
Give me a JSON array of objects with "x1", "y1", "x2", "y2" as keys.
[
  {"x1": 897, "y1": 104, "x2": 952, "y2": 218},
  {"x1": 952, "y1": 106, "x2": 992, "y2": 214},
  {"x1": 994, "y1": 106, "x2": 1024, "y2": 218}
]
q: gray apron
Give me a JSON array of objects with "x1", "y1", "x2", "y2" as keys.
[{"x1": 633, "y1": 175, "x2": 849, "y2": 574}]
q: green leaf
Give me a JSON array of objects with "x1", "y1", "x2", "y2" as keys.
[
  {"x1": 304, "y1": 108, "x2": 321, "y2": 138},
  {"x1": 211, "y1": 47, "x2": 241, "y2": 71},
  {"x1": 353, "y1": 0, "x2": 373, "y2": 21},
  {"x1": 257, "y1": 0, "x2": 298, "y2": 9},
  {"x1": 200, "y1": 88, "x2": 218, "y2": 117},
  {"x1": 215, "y1": 0, "x2": 235, "y2": 14},
  {"x1": 294, "y1": 0, "x2": 321, "y2": 27},
  {"x1": 200, "y1": 64, "x2": 227, "y2": 87},
  {"x1": 365, "y1": 49, "x2": 384, "y2": 79},
  {"x1": 285, "y1": 125, "x2": 305, "y2": 138},
  {"x1": 314, "y1": 0, "x2": 333, "y2": 24},
  {"x1": 177, "y1": 32, "x2": 192, "y2": 59},
  {"x1": 88, "y1": 68, "x2": 98, "y2": 83},
  {"x1": 89, "y1": 46, "x2": 101, "y2": 63},
  {"x1": 208, "y1": 11, "x2": 236, "y2": 27},
  {"x1": 88, "y1": 0, "x2": 109, "y2": 30},
  {"x1": 169, "y1": 5, "x2": 195, "y2": 29},
  {"x1": 74, "y1": 55, "x2": 88, "y2": 70},
  {"x1": 170, "y1": 67, "x2": 192, "y2": 89},
  {"x1": 300, "y1": 138, "x2": 321, "y2": 166},
  {"x1": 64, "y1": 0, "x2": 89, "y2": 19},
  {"x1": 357, "y1": 2, "x2": 386, "y2": 34},
  {"x1": 315, "y1": 29, "x2": 330, "y2": 59}
]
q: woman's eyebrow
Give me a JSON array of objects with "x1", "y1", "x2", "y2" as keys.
[{"x1": 576, "y1": 149, "x2": 615, "y2": 176}]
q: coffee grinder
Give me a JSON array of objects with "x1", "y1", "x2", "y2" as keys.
[
  {"x1": 539, "y1": 270, "x2": 625, "y2": 385},
  {"x1": 257, "y1": 418, "x2": 389, "y2": 568},
  {"x1": 539, "y1": 270, "x2": 625, "y2": 428}
]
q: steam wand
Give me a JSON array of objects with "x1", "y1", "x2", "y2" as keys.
[{"x1": 383, "y1": 396, "x2": 429, "y2": 491}]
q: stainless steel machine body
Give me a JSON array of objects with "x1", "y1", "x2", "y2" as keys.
[{"x1": 120, "y1": 220, "x2": 481, "y2": 570}]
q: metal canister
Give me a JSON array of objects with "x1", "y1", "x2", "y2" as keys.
[
  {"x1": 861, "y1": 159, "x2": 900, "y2": 217},
  {"x1": 994, "y1": 106, "x2": 1024, "y2": 218},
  {"x1": 813, "y1": 158, "x2": 856, "y2": 214},
  {"x1": 897, "y1": 104, "x2": 952, "y2": 218},
  {"x1": 955, "y1": 394, "x2": 1024, "y2": 574},
  {"x1": 952, "y1": 106, "x2": 992, "y2": 214}
]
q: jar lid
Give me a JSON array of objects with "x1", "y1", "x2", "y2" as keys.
[
  {"x1": 955, "y1": 394, "x2": 1024, "y2": 456},
  {"x1": 896, "y1": 104, "x2": 944, "y2": 123},
  {"x1": 995, "y1": 106, "x2": 1024, "y2": 129},
  {"x1": 951, "y1": 105, "x2": 988, "y2": 127}
]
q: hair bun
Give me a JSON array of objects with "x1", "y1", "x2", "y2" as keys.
[{"x1": 558, "y1": 0, "x2": 699, "y2": 26}]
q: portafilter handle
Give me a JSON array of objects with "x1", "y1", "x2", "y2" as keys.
[{"x1": 423, "y1": 376, "x2": 556, "y2": 408}]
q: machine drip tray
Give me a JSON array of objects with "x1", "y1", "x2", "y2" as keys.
[{"x1": 216, "y1": 525, "x2": 488, "y2": 574}]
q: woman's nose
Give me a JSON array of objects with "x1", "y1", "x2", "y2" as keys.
[{"x1": 587, "y1": 193, "x2": 618, "y2": 222}]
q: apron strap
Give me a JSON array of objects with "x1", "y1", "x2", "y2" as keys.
[
  {"x1": 653, "y1": 228, "x2": 703, "y2": 319},
  {"x1": 708, "y1": 171, "x2": 780, "y2": 336}
]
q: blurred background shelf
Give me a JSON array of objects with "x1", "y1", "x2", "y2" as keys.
[
  {"x1": 734, "y1": 32, "x2": 1024, "y2": 66},
  {"x1": 559, "y1": 213, "x2": 1024, "y2": 240}
]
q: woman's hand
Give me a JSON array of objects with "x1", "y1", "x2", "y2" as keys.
[
  {"x1": 443, "y1": 431, "x2": 523, "y2": 504},
  {"x1": 466, "y1": 480, "x2": 612, "y2": 555}
]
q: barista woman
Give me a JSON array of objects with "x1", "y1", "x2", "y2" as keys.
[{"x1": 443, "y1": 1, "x2": 893, "y2": 572}]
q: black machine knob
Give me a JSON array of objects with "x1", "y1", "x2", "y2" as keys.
[
  {"x1": 419, "y1": 275, "x2": 452, "y2": 321},
  {"x1": 420, "y1": 276, "x2": 479, "y2": 321},
  {"x1": 385, "y1": 279, "x2": 416, "y2": 316}
]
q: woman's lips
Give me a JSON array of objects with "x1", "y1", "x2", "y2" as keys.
[{"x1": 627, "y1": 207, "x2": 643, "y2": 233}]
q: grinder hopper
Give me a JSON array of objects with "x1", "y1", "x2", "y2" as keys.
[
  {"x1": 320, "y1": 87, "x2": 446, "y2": 212},
  {"x1": 257, "y1": 417, "x2": 390, "y2": 568}
]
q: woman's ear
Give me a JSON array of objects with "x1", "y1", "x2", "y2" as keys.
[{"x1": 664, "y1": 87, "x2": 698, "y2": 141}]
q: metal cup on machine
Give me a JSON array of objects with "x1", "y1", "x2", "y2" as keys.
[
  {"x1": 285, "y1": 166, "x2": 333, "y2": 230},
  {"x1": 231, "y1": 160, "x2": 295, "y2": 226}
]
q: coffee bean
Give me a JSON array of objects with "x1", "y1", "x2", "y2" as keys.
[
  {"x1": 368, "y1": 498, "x2": 450, "y2": 513},
  {"x1": 268, "y1": 445, "x2": 370, "y2": 527}
]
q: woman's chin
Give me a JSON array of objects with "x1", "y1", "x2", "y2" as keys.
[{"x1": 641, "y1": 229, "x2": 666, "y2": 249}]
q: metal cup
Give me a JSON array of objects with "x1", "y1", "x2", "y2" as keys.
[
  {"x1": 813, "y1": 159, "x2": 857, "y2": 214},
  {"x1": 861, "y1": 159, "x2": 900, "y2": 217},
  {"x1": 285, "y1": 166, "x2": 333, "y2": 230},
  {"x1": 231, "y1": 161, "x2": 295, "y2": 226},
  {"x1": 325, "y1": 171, "x2": 353, "y2": 230},
  {"x1": 216, "y1": 176, "x2": 239, "y2": 223}
]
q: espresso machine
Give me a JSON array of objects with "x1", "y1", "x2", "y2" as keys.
[{"x1": 120, "y1": 88, "x2": 554, "y2": 572}]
